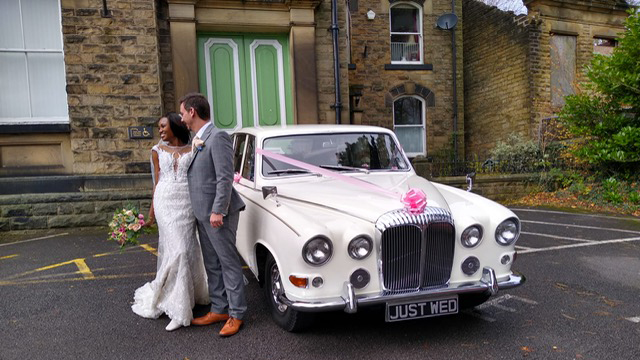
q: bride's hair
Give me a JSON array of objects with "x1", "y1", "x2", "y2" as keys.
[{"x1": 163, "y1": 112, "x2": 191, "y2": 145}]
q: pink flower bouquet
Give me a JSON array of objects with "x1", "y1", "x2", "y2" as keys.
[{"x1": 108, "y1": 205, "x2": 148, "y2": 248}]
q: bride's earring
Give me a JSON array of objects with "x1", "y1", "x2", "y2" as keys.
[{"x1": 165, "y1": 319, "x2": 182, "y2": 332}]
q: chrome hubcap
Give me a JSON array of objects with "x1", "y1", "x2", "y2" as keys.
[{"x1": 269, "y1": 263, "x2": 288, "y2": 313}]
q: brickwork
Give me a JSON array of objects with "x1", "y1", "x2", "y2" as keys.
[
  {"x1": 157, "y1": 0, "x2": 175, "y2": 113},
  {"x1": 463, "y1": 0, "x2": 629, "y2": 156},
  {"x1": 462, "y1": 0, "x2": 537, "y2": 154},
  {"x1": 0, "y1": 191, "x2": 151, "y2": 232},
  {"x1": 61, "y1": 0, "x2": 162, "y2": 175},
  {"x1": 348, "y1": 0, "x2": 465, "y2": 157},
  {"x1": 431, "y1": 173, "x2": 542, "y2": 202},
  {"x1": 315, "y1": 0, "x2": 350, "y2": 124}
]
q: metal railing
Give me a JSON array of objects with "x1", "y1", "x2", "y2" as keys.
[{"x1": 391, "y1": 42, "x2": 420, "y2": 62}]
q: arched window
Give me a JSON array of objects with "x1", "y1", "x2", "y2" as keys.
[
  {"x1": 393, "y1": 96, "x2": 425, "y2": 156},
  {"x1": 389, "y1": 3, "x2": 423, "y2": 64}
]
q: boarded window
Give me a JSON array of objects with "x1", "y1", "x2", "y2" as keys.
[{"x1": 550, "y1": 34, "x2": 576, "y2": 107}]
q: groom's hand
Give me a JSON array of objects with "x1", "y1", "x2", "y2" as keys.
[{"x1": 210, "y1": 213, "x2": 224, "y2": 228}]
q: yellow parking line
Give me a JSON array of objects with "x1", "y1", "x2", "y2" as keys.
[
  {"x1": 73, "y1": 259, "x2": 95, "y2": 280},
  {"x1": 0, "y1": 254, "x2": 18, "y2": 260},
  {"x1": 139, "y1": 244, "x2": 158, "y2": 256},
  {"x1": 0, "y1": 272, "x2": 156, "y2": 286},
  {"x1": 6, "y1": 258, "x2": 95, "y2": 280}
]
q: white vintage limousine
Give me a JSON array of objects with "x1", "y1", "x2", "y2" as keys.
[{"x1": 231, "y1": 125, "x2": 524, "y2": 331}]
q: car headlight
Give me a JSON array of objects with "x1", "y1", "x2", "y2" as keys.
[
  {"x1": 495, "y1": 218, "x2": 520, "y2": 245},
  {"x1": 302, "y1": 236, "x2": 333, "y2": 266},
  {"x1": 348, "y1": 236, "x2": 372, "y2": 260},
  {"x1": 461, "y1": 225, "x2": 483, "y2": 248}
]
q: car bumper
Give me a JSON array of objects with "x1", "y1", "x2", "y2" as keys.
[{"x1": 279, "y1": 267, "x2": 525, "y2": 313}]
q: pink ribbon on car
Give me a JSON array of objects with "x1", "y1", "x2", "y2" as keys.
[{"x1": 256, "y1": 149, "x2": 427, "y2": 214}]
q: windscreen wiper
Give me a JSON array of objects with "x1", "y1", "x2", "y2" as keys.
[
  {"x1": 319, "y1": 165, "x2": 369, "y2": 174},
  {"x1": 267, "y1": 169, "x2": 313, "y2": 175}
]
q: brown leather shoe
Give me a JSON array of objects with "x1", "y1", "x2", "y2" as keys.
[
  {"x1": 219, "y1": 317, "x2": 243, "y2": 337},
  {"x1": 192, "y1": 312, "x2": 229, "y2": 326}
]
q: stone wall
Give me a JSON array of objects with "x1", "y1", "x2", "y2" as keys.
[
  {"x1": 432, "y1": 173, "x2": 541, "y2": 202},
  {"x1": 462, "y1": 0, "x2": 536, "y2": 154},
  {"x1": 463, "y1": 0, "x2": 630, "y2": 155},
  {"x1": 157, "y1": 0, "x2": 175, "y2": 113},
  {"x1": 61, "y1": 0, "x2": 162, "y2": 175},
  {"x1": 0, "y1": 173, "x2": 152, "y2": 233},
  {"x1": 347, "y1": 0, "x2": 465, "y2": 157},
  {"x1": 315, "y1": 0, "x2": 350, "y2": 124}
]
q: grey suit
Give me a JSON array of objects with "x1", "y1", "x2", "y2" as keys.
[{"x1": 187, "y1": 123, "x2": 246, "y2": 319}]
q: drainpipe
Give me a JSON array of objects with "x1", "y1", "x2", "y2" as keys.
[
  {"x1": 451, "y1": 0, "x2": 458, "y2": 162},
  {"x1": 330, "y1": 0, "x2": 342, "y2": 124}
]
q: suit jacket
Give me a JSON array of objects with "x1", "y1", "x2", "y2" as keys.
[{"x1": 187, "y1": 124, "x2": 245, "y2": 221}]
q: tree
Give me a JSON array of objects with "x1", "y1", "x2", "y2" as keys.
[{"x1": 558, "y1": 10, "x2": 640, "y2": 177}]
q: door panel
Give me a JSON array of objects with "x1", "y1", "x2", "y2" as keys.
[
  {"x1": 250, "y1": 40, "x2": 284, "y2": 127},
  {"x1": 198, "y1": 34, "x2": 293, "y2": 130},
  {"x1": 201, "y1": 38, "x2": 243, "y2": 130}
]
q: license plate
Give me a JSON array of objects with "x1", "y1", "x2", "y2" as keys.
[{"x1": 386, "y1": 296, "x2": 458, "y2": 322}]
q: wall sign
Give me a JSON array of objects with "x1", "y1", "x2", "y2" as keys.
[{"x1": 128, "y1": 126, "x2": 153, "y2": 139}]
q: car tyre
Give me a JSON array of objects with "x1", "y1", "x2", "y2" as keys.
[{"x1": 264, "y1": 253, "x2": 315, "y2": 332}]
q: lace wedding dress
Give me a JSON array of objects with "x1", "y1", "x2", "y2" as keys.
[{"x1": 131, "y1": 144, "x2": 209, "y2": 327}]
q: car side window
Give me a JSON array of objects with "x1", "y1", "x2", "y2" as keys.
[
  {"x1": 242, "y1": 135, "x2": 255, "y2": 182},
  {"x1": 233, "y1": 134, "x2": 246, "y2": 174}
]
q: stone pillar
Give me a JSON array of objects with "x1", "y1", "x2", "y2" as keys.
[
  {"x1": 168, "y1": 2, "x2": 198, "y2": 108},
  {"x1": 290, "y1": 8, "x2": 319, "y2": 124}
]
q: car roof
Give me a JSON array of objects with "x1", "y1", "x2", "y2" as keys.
[{"x1": 232, "y1": 124, "x2": 395, "y2": 140}]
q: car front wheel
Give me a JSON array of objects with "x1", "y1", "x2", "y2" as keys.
[{"x1": 264, "y1": 253, "x2": 314, "y2": 332}]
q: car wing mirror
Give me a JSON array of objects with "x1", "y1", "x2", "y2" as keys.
[
  {"x1": 262, "y1": 186, "x2": 281, "y2": 206},
  {"x1": 466, "y1": 172, "x2": 476, "y2": 192}
]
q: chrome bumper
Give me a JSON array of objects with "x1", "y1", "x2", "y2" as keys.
[{"x1": 279, "y1": 267, "x2": 525, "y2": 313}]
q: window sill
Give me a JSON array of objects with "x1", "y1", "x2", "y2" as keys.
[
  {"x1": 0, "y1": 123, "x2": 71, "y2": 134},
  {"x1": 385, "y1": 64, "x2": 433, "y2": 71}
]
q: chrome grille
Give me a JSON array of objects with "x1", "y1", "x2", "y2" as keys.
[{"x1": 377, "y1": 208, "x2": 455, "y2": 293}]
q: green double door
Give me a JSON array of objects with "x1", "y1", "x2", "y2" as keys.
[{"x1": 198, "y1": 34, "x2": 294, "y2": 130}]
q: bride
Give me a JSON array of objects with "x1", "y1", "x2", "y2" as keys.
[{"x1": 131, "y1": 112, "x2": 209, "y2": 331}]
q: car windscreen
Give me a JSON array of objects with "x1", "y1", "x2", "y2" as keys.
[{"x1": 261, "y1": 132, "x2": 409, "y2": 177}]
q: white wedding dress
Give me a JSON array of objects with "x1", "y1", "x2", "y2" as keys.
[{"x1": 131, "y1": 144, "x2": 209, "y2": 327}]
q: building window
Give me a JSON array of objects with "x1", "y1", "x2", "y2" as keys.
[
  {"x1": 390, "y1": 3, "x2": 423, "y2": 64},
  {"x1": 593, "y1": 37, "x2": 617, "y2": 56},
  {"x1": 0, "y1": 0, "x2": 68, "y2": 125},
  {"x1": 393, "y1": 96, "x2": 425, "y2": 156}
]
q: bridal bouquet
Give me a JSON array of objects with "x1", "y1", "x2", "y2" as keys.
[{"x1": 108, "y1": 205, "x2": 148, "y2": 248}]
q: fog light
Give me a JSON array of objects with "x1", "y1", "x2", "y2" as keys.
[
  {"x1": 289, "y1": 275, "x2": 308, "y2": 288},
  {"x1": 501, "y1": 254, "x2": 511, "y2": 265},
  {"x1": 349, "y1": 268, "x2": 370, "y2": 289},
  {"x1": 312, "y1": 276, "x2": 324, "y2": 288},
  {"x1": 461, "y1": 256, "x2": 480, "y2": 276}
]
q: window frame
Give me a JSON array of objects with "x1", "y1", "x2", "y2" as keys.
[
  {"x1": 0, "y1": 0, "x2": 69, "y2": 126},
  {"x1": 389, "y1": 2, "x2": 424, "y2": 65},
  {"x1": 593, "y1": 37, "x2": 617, "y2": 56},
  {"x1": 392, "y1": 95, "x2": 426, "y2": 157}
]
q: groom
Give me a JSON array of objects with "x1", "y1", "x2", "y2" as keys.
[{"x1": 179, "y1": 93, "x2": 247, "y2": 337}]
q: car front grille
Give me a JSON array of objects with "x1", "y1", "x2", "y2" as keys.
[{"x1": 376, "y1": 208, "x2": 455, "y2": 293}]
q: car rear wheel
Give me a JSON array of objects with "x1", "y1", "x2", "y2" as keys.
[{"x1": 264, "y1": 253, "x2": 314, "y2": 332}]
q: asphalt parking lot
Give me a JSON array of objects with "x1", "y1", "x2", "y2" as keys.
[{"x1": 1, "y1": 208, "x2": 639, "y2": 359}]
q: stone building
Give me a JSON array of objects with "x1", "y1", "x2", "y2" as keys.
[
  {"x1": 463, "y1": 0, "x2": 631, "y2": 154},
  {"x1": 0, "y1": 0, "x2": 633, "y2": 232},
  {"x1": 0, "y1": 0, "x2": 465, "y2": 232}
]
